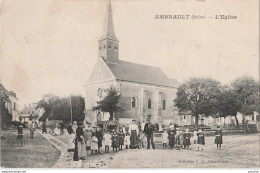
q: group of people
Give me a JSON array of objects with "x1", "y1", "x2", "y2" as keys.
[
  {"x1": 65, "y1": 119, "x2": 223, "y2": 161},
  {"x1": 161, "y1": 124, "x2": 223, "y2": 151},
  {"x1": 68, "y1": 119, "x2": 157, "y2": 161}
]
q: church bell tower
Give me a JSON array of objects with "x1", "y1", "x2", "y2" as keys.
[{"x1": 98, "y1": 0, "x2": 119, "y2": 63}]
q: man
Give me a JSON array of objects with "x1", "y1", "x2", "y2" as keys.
[
  {"x1": 128, "y1": 119, "x2": 139, "y2": 149},
  {"x1": 144, "y1": 119, "x2": 155, "y2": 149}
]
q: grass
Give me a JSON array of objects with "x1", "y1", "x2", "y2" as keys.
[{"x1": 1, "y1": 129, "x2": 60, "y2": 168}]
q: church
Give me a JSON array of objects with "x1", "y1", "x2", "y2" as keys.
[{"x1": 85, "y1": 1, "x2": 191, "y2": 126}]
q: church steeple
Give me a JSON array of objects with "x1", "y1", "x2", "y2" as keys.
[{"x1": 98, "y1": 0, "x2": 119, "y2": 63}]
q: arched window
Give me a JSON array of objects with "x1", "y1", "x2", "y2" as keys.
[
  {"x1": 99, "y1": 46, "x2": 102, "y2": 50},
  {"x1": 131, "y1": 97, "x2": 136, "y2": 108},
  {"x1": 162, "y1": 100, "x2": 166, "y2": 110},
  {"x1": 148, "y1": 98, "x2": 151, "y2": 109},
  {"x1": 97, "y1": 88, "x2": 102, "y2": 97}
]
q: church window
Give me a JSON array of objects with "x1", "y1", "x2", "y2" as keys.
[
  {"x1": 183, "y1": 115, "x2": 186, "y2": 119},
  {"x1": 131, "y1": 97, "x2": 136, "y2": 108},
  {"x1": 97, "y1": 88, "x2": 103, "y2": 97},
  {"x1": 103, "y1": 45, "x2": 106, "y2": 49},
  {"x1": 148, "y1": 98, "x2": 151, "y2": 109},
  {"x1": 252, "y1": 116, "x2": 254, "y2": 121},
  {"x1": 162, "y1": 100, "x2": 166, "y2": 110},
  {"x1": 99, "y1": 46, "x2": 102, "y2": 50},
  {"x1": 115, "y1": 46, "x2": 118, "y2": 50}
]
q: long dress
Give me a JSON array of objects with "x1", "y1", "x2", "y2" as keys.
[
  {"x1": 168, "y1": 129, "x2": 175, "y2": 146},
  {"x1": 129, "y1": 124, "x2": 139, "y2": 148},
  {"x1": 214, "y1": 129, "x2": 223, "y2": 144},
  {"x1": 73, "y1": 127, "x2": 87, "y2": 161},
  {"x1": 67, "y1": 125, "x2": 75, "y2": 151}
]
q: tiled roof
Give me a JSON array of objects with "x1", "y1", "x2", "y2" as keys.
[{"x1": 106, "y1": 60, "x2": 178, "y2": 88}]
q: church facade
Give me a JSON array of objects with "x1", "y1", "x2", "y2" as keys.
[{"x1": 85, "y1": 1, "x2": 191, "y2": 126}]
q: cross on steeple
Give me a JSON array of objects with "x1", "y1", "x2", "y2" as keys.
[{"x1": 98, "y1": 0, "x2": 119, "y2": 63}]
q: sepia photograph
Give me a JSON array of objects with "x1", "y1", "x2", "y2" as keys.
[{"x1": 0, "y1": 0, "x2": 259, "y2": 170}]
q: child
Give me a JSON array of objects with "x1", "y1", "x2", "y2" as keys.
[
  {"x1": 184, "y1": 129, "x2": 191, "y2": 150},
  {"x1": 161, "y1": 130, "x2": 168, "y2": 149},
  {"x1": 197, "y1": 129, "x2": 205, "y2": 151},
  {"x1": 139, "y1": 131, "x2": 145, "y2": 148},
  {"x1": 96, "y1": 126, "x2": 103, "y2": 154},
  {"x1": 175, "y1": 128, "x2": 181, "y2": 150},
  {"x1": 103, "y1": 131, "x2": 112, "y2": 153},
  {"x1": 179, "y1": 129, "x2": 185, "y2": 149},
  {"x1": 193, "y1": 129, "x2": 198, "y2": 144},
  {"x1": 124, "y1": 132, "x2": 130, "y2": 149},
  {"x1": 214, "y1": 126, "x2": 223, "y2": 150},
  {"x1": 91, "y1": 127, "x2": 98, "y2": 155},
  {"x1": 111, "y1": 130, "x2": 119, "y2": 152},
  {"x1": 118, "y1": 128, "x2": 125, "y2": 151},
  {"x1": 168, "y1": 126, "x2": 176, "y2": 149}
]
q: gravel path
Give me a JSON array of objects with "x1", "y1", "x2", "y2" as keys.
[{"x1": 39, "y1": 131, "x2": 260, "y2": 168}]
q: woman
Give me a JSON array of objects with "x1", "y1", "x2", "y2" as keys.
[
  {"x1": 67, "y1": 122, "x2": 75, "y2": 152},
  {"x1": 73, "y1": 121, "x2": 87, "y2": 161},
  {"x1": 42, "y1": 121, "x2": 47, "y2": 134},
  {"x1": 128, "y1": 119, "x2": 139, "y2": 149},
  {"x1": 214, "y1": 126, "x2": 223, "y2": 150}
]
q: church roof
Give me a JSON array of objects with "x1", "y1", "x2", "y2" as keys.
[
  {"x1": 105, "y1": 60, "x2": 178, "y2": 88},
  {"x1": 99, "y1": 1, "x2": 118, "y2": 42}
]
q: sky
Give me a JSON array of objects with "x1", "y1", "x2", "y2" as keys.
[{"x1": 0, "y1": 0, "x2": 259, "y2": 109}]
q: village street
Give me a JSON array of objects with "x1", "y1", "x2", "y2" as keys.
[
  {"x1": 1, "y1": 129, "x2": 259, "y2": 168},
  {"x1": 51, "y1": 132, "x2": 260, "y2": 168}
]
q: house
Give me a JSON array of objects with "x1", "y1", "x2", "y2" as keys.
[{"x1": 0, "y1": 83, "x2": 20, "y2": 121}]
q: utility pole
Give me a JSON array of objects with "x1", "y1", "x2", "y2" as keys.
[{"x1": 70, "y1": 95, "x2": 73, "y2": 122}]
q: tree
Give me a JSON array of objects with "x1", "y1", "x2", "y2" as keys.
[
  {"x1": 93, "y1": 86, "x2": 121, "y2": 121},
  {"x1": 37, "y1": 94, "x2": 85, "y2": 123},
  {"x1": 230, "y1": 76, "x2": 259, "y2": 128},
  {"x1": 174, "y1": 77, "x2": 221, "y2": 127},
  {"x1": 217, "y1": 86, "x2": 241, "y2": 127}
]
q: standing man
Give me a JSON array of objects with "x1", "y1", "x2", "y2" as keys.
[{"x1": 144, "y1": 119, "x2": 155, "y2": 149}]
